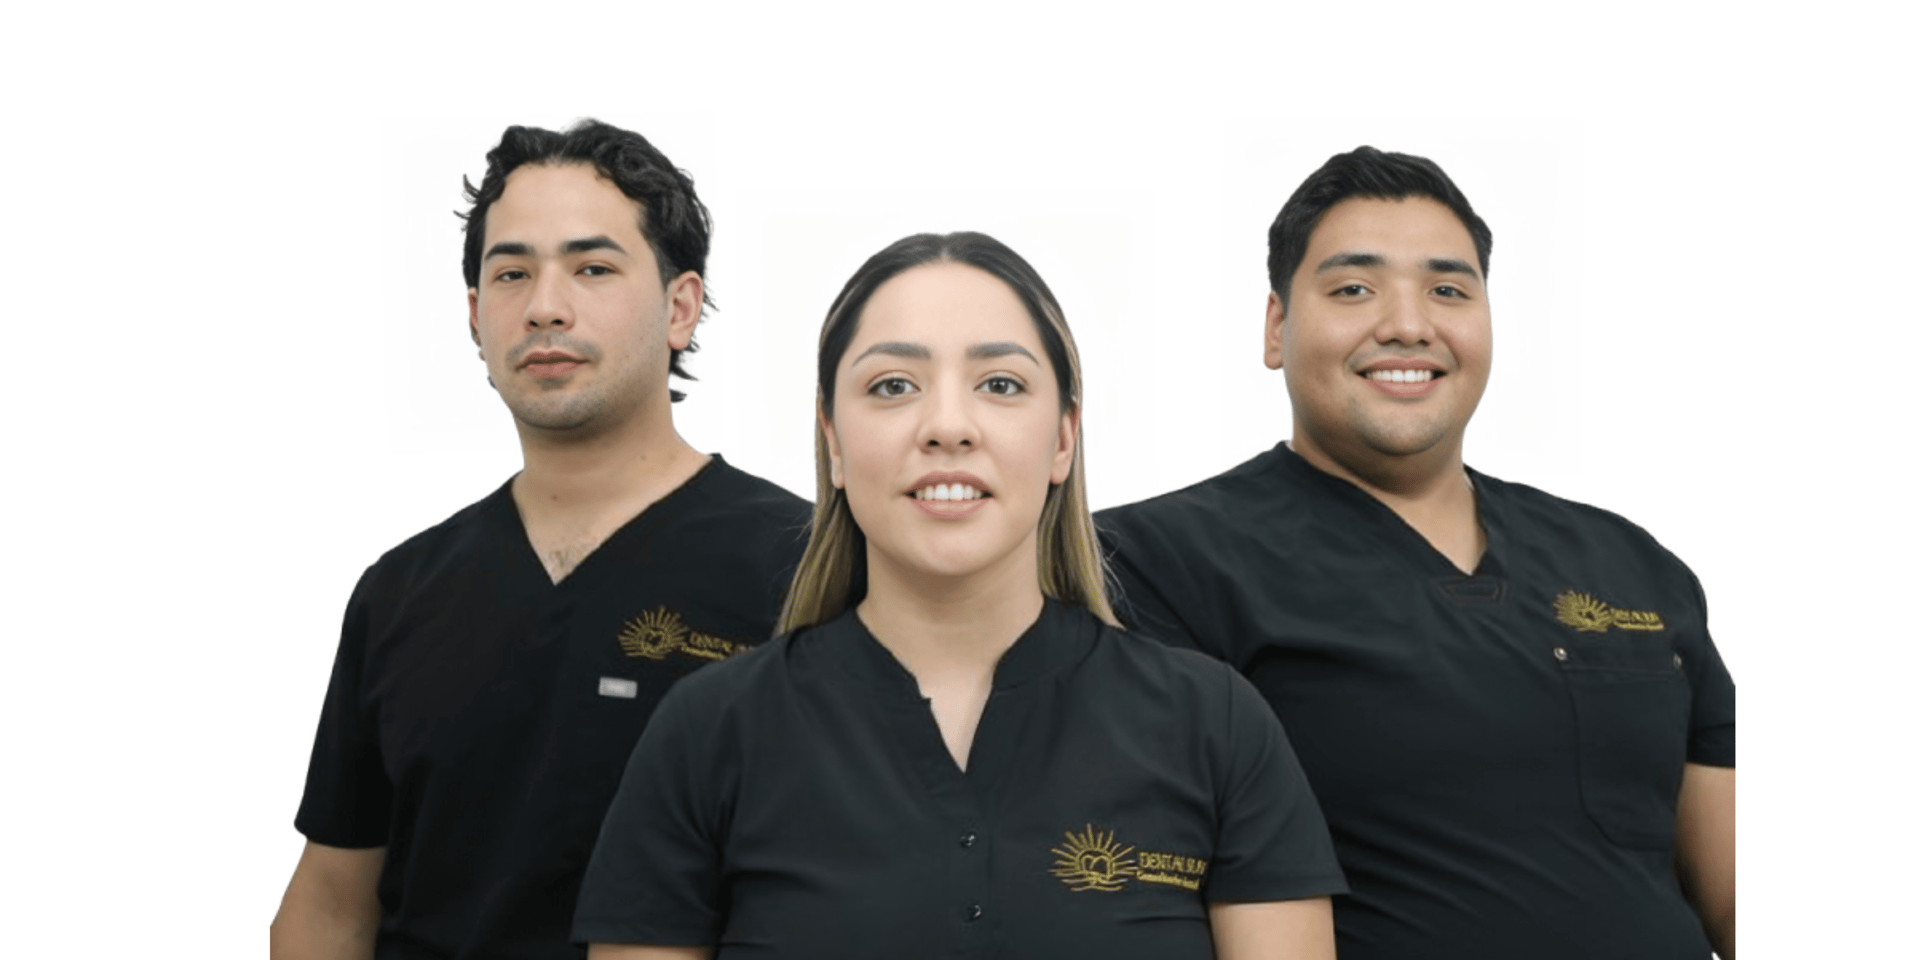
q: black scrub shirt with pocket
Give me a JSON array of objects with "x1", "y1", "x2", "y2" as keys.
[{"x1": 1097, "y1": 442, "x2": 1735, "y2": 960}]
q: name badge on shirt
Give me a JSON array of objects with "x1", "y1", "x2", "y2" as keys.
[{"x1": 598, "y1": 677, "x2": 639, "y2": 699}]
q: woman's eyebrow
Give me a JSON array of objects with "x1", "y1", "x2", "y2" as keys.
[
  {"x1": 851, "y1": 341, "x2": 931, "y2": 364},
  {"x1": 967, "y1": 342, "x2": 1038, "y2": 363}
]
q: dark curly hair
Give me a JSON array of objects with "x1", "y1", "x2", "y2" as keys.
[{"x1": 459, "y1": 119, "x2": 714, "y2": 401}]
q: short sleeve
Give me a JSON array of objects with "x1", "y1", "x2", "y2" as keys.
[
  {"x1": 1205, "y1": 665, "x2": 1348, "y2": 903},
  {"x1": 1680, "y1": 570, "x2": 1735, "y2": 768},
  {"x1": 573, "y1": 678, "x2": 730, "y2": 947},
  {"x1": 294, "y1": 570, "x2": 394, "y2": 848}
]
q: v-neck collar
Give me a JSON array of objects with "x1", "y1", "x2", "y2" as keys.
[
  {"x1": 490, "y1": 454, "x2": 727, "y2": 592},
  {"x1": 1272, "y1": 442, "x2": 1507, "y2": 580},
  {"x1": 820, "y1": 598, "x2": 1099, "y2": 701}
]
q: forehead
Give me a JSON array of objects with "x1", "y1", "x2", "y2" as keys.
[
  {"x1": 1304, "y1": 196, "x2": 1477, "y2": 264},
  {"x1": 486, "y1": 163, "x2": 646, "y2": 246},
  {"x1": 847, "y1": 262, "x2": 1045, "y2": 356}
]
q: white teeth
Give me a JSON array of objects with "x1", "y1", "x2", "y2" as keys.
[
  {"x1": 915, "y1": 484, "x2": 983, "y2": 501},
  {"x1": 1365, "y1": 369, "x2": 1435, "y2": 383}
]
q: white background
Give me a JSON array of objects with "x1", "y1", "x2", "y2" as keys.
[{"x1": 3, "y1": 2, "x2": 1908, "y2": 953}]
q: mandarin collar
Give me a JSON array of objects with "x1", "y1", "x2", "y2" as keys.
[{"x1": 819, "y1": 598, "x2": 1098, "y2": 700}]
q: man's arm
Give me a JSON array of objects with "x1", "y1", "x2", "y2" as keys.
[
  {"x1": 270, "y1": 841, "x2": 385, "y2": 960},
  {"x1": 1209, "y1": 898, "x2": 1335, "y2": 960},
  {"x1": 1674, "y1": 763, "x2": 1734, "y2": 959}
]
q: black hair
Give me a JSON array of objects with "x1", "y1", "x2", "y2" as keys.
[
  {"x1": 459, "y1": 119, "x2": 714, "y2": 401},
  {"x1": 1266, "y1": 146, "x2": 1493, "y2": 313}
]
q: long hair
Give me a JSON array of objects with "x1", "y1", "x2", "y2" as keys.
[{"x1": 778, "y1": 232, "x2": 1115, "y2": 633}]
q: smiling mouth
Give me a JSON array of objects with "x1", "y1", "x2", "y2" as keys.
[
  {"x1": 1363, "y1": 369, "x2": 1439, "y2": 383},
  {"x1": 912, "y1": 484, "x2": 988, "y2": 501}
]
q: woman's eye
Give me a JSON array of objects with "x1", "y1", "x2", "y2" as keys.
[
  {"x1": 980, "y1": 376, "x2": 1024, "y2": 396},
  {"x1": 869, "y1": 377, "x2": 916, "y2": 398}
]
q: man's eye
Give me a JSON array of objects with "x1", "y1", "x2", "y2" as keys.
[
  {"x1": 496, "y1": 269, "x2": 529, "y2": 283},
  {"x1": 981, "y1": 376, "x2": 1024, "y2": 396},
  {"x1": 870, "y1": 377, "x2": 916, "y2": 398},
  {"x1": 1433, "y1": 284, "x2": 1467, "y2": 298},
  {"x1": 580, "y1": 264, "x2": 613, "y2": 277},
  {"x1": 1332, "y1": 284, "x2": 1369, "y2": 297}
]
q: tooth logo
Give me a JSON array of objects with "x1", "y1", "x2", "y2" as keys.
[{"x1": 1051, "y1": 825, "x2": 1137, "y2": 892}]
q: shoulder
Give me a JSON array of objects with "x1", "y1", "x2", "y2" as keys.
[
  {"x1": 666, "y1": 457, "x2": 812, "y2": 548},
  {"x1": 694, "y1": 457, "x2": 810, "y2": 518},
  {"x1": 1097, "y1": 446, "x2": 1299, "y2": 544},
  {"x1": 353, "y1": 482, "x2": 514, "y2": 598},
  {"x1": 657, "y1": 631, "x2": 797, "y2": 714},
  {"x1": 1479, "y1": 470, "x2": 1697, "y2": 577},
  {"x1": 1086, "y1": 619, "x2": 1247, "y2": 701}
]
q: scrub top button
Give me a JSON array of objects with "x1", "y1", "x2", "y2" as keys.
[
  {"x1": 959, "y1": 831, "x2": 977, "y2": 848},
  {"x1": 1552, "y1": 647, "x2": 1568, "y2": 662},
  {"x1": 1674, "y1": 653, "x2": 1684, "y2": 669},
  {"x1": 965, "y1": 904, "x2": 983, "y2": 922}
]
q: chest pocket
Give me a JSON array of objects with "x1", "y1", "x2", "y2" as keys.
[{"x1": 1556, "y1": 639, "x2": 1689, "y2": 850}]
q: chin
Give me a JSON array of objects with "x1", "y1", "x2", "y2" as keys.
[
  {"x1": 874, "y1": 539, "x2": 1019, "y2": 587},
  {"x1": 1353, "y1": 419, "x2": 1458, "y2": 458}
]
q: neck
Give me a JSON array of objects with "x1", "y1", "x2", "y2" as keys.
[
  {"x1": 857, "y1": 537, "x2": 1047, "y2": 684},
  {"x1": 1288, "y1": 430, "x2": 1484, "y2": 574},
  {"x1": 511, "y1": 403, "x2": 705, "y2": 523}
]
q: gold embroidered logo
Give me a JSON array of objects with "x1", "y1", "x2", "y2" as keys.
[
  {"x1": 1049, "y1": 825, "x2": 1209, "y2": 893},
  {"x1": 1052, "y1": 825, "x2": 1137, "y2": 892},
  {"x1": 1552, "y1": 591, "x2": 1666, "y2": 633},
  {"x1": 617, "y1": 607, "x2": 745, "y2": 661}
]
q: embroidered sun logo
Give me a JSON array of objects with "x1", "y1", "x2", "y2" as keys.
[
  {"x1": 1553, "y1": 591, "x2": 1613, "y2": 632},
  {"x1": 1051, "y1": 825, "x2": 1138, "y2": 892},
  {"x1": 618, "y1": 607, "x2": 688, "y2": 659}
]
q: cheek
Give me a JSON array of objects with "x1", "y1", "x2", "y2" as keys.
[{"x1": 831, "y1": 412, "x2": 903, "y2": 503}]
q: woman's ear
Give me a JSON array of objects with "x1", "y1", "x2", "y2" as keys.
[
  {"x1": 1051, "y1": 405, "x2": 1079, "y2": 486},
  {"x1": 820, "y1": 403, "x2": 845, "y2": 489}
]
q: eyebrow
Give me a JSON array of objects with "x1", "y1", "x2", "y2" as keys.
[
  {"x1": 1424, "y1": 257, "x2": 1481, "y2": 279},
  {"x1": 851, "y1": 341, "x2": 932, "y2": 364},
  {"x1": 1313, "y1": 252, "x2": 1384, "y2": 274},
  {"x1": 562, "y1": 235, "x2": 626, "y2": 256},
  {"x1": 967, "y1": 341, "x2": 1038, "y2": 363},
  {"x1": 850, "y1": 340, "x2": 1040, "y2": 365},
  {"x1": 482, "y1": 235, "x2": 628, "y2": 261},
  {"x1": 1312, "y1": 251, "x2": 1481, "y2": 280}
]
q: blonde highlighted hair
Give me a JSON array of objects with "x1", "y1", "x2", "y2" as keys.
[{"x1": 778, "y1": 232, "x2": 1115, "y2": 634}]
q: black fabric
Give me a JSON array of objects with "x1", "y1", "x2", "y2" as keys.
[
  {"x1": 574, "y1": 600, "x2": 1346, "y2": 959},
  {"x1": 295, "y1": 456, "x2": 811, "y2": 960},
  {"x1": 1096, "y1": 442, "x2": 1735, "y2": 960}
]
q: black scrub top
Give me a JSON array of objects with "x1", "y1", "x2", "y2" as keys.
[
  {"x1": 574, "y1": 599, "x2": 1346, "y2": 959},
  {"x1": 1096, "y1": 443, "x2": 1735, "y2": 960},
  {"x1": 295, "y1": 456, "x2": 810, "y2": 960}
]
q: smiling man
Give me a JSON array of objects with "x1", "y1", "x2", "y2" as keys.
[
  {"x1": 271, "y1": 121, "x2": 810, "y2": 960},
  {"x1": 1096, "y1": 147, "x2": 1736, "y2": 959}
]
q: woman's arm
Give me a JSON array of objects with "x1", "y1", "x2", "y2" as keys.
[
  {"x1": 1675, "y1": 763, "x2": 1735, "y2": 958},
  {"x1": 1209, "y1": 897, "x2": 1335, "y2": 960}
]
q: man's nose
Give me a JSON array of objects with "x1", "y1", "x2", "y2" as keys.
[{"x1": 525, "y1": 268, "x2": 573, "y2": 330}]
